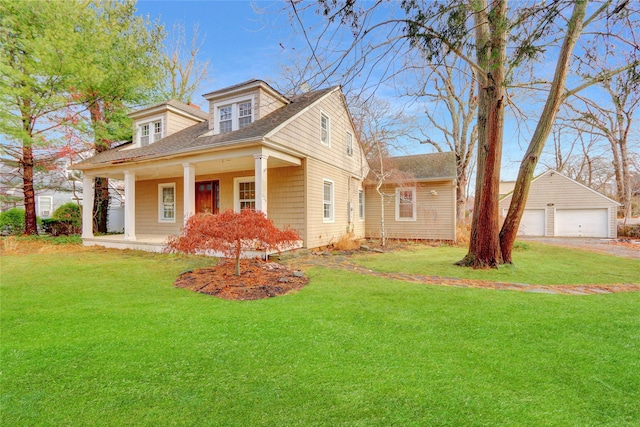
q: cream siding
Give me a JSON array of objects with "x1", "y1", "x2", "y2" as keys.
[
  {"x1": 166, "y1": 111, "x2": 203, "y2": 136},
  {"x1": 269, "y1": 90, "x2": 368, "y2": 181},
  {"x1": 135, "y1": 178, "x2": 184, "y2": 235},
  {"x1": 134, "y1": 166, "x2": 306, "y2": 240},
  {"x1": 364, "y1": 181, "x2": 456, "y2": 241},
  {"x1": 498, "y1": 171, "x2": 619, "y2": 237},
  {"x1": 257, "y1": 90, "x2": 287, "y2": 119},
  {"x1": 305, "y1": 158, "x2": 365, "y2": 248}
]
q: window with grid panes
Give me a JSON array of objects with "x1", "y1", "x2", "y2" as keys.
[
  {"x1": 238, "y1": 101, "x2": 252, "y2": 129},
  {"x1": 396, "y1": 188, "x2": 416, "y2": 221},
  {"x1": 239, "y1": 181, "x2": 255, "y2": 210},
  {"x1": 323, "y1": 180, "x2": 333, "y2": 221},
  {"x1": 219, "y1": 105, "x2": 232, "y2": 133}
]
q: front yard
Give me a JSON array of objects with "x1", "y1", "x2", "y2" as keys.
[{"x1": 1, "y1": 242, "x2": 639, "y2": 426}]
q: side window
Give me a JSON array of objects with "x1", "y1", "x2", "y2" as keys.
[
  {"x1": 395, "y1": 187, "x2": 416, "y2": 221},
  {"x1": 158, "y1": 183, "x2": 176, "y2": 222},
  {"x1": 323, "y1": 179, "x2": 334, "y2": 222},
  {"x1": 358, "y1": 190, "x2": 365, "y2": 220},
  {"x1": 346, "y1": 131, "x2": 353, "y2": 156},
  {"x1": 320, "y1": 112, "x2": 330, "y2": 146},
  {"x1": 38, "y1": 196, "x2": 53, "y2": 218}
]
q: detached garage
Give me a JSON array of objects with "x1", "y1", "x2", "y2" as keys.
[{"x1": 499, "y1": 170, "x2": 620, "y2": 238}]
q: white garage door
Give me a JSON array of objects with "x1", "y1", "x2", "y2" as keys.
[
  {"x1": 556, "y1": 209, "x2": 608, "y2": 237},
  {"x1": 517, "y1": 209, "x2": 545, "y2": 236}
]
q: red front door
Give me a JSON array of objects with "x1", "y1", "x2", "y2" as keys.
[{"x1": 195, "y1": 181, "x2": 219, "y2": 214}]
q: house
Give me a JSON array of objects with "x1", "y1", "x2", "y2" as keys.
[
  {"x1": 498, "y1": 170, "x2": 620, "y2": 238},
  {"x1": 72, "y1": 80, "x2": 369, "y2": 252},
  {"x1": 364, "y1": 152, "x2": 457, "y2": 241}
]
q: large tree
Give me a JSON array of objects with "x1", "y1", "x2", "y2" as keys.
[
  {"x1": 0, "y1": 0, "x2": 84, "y2": 234},
  {"x1": 294, "y1": 0, "x2": 638, "y2": 267},
  {"x1": 72, "y1": 0, "x2": 164, "y2": 233}
]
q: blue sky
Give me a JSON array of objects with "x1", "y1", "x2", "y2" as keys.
[{"x1": 136, "y1": 1, "x2": 296, "y2": 105}]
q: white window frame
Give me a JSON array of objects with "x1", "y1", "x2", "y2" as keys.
[
  {"x1": 212, "y1": 95, "x2": 254, "y2": 135},
  {"x1": 158, "y1": 183, "x2": 176, "y2": 223},
  {"x1": 395, "y1": 187, "x2": 417, "y2": 222},
  {"x1": 137, "y1": 115, "x2": 164, "y2": 147},
  {"x1": 346, "y1": 131, "x2": 353, "y2": 157},
  {"x1": 358, "y1": 190, "x2": 365, "y2": 221},
  {"x1": 238, "y1": 100, "x2": 252, "y2": 129},
  {"x1": 322, "y1": 179, "x2": 334, "y2": 223},
  {"x1": 38, "y1": 196, "x2": 53, "y2": 217},
  {"x1": 320, "y1": 111, "x2": 330, "y2": 146},
  {"x1": 233, "y1": 176, "x2": 256, "y2": 212},
  {"x1": 218, "y1": 105, "x2": 233, "y2": 134}
]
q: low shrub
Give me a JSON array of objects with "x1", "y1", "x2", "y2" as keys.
[
  {"x1": 52, "y1": 202, "x2": 81, "y2": 224},
  {"x1": 42, "y1": 219, "x2": 81, "y2": 236},
  {"x1": 333, "y1": 232, "x2": 360, "y2": 251},
  {"x1": 618, "y1": 223, "x2": 640, "y2": 238},
  {"x1": 0, "y1": 208, "x2": 25, "y2": 235},
  {"x1": 41, "y1": 203, "x2": 82, "y2": 236}
]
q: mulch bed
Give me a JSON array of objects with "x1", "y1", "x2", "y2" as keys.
[{"x1": 174, "y1": 258, "x2": 309, "y2": 300}]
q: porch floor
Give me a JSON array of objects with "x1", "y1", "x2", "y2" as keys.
[
  {"x1": 82, "y1": 234, "x2": 304, "y2": 258},
  {"x1": 83, "y1": 234, "x2": 170, "y2": 253}
]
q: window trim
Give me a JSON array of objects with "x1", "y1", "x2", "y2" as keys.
[
  {"x1": 395, "y1": 187, "x2": 417, "y2": 222},
  {"x1": 212, "y1": 95, "x2": 254, "y2": 135},
  {"x1": 137, "y1": 115, "x2": 164, "y2": 147},
  {"x1": 233, "y1": 176, "x2": 256, "y2": 212},
  {"x1": 158, "y1": 183, "x2": 176, "y2": 223},
  {"x1": 322, "y1": 179, "x2": 334, "y2": 223},
  {"x1": 320, "y1": 111, "x2": 331, "y2": 146},
  {"x1": 346, "y1": 130, "x2": 353, "y2": 157},
  {"x1": 358, "y1": 190, "x2": 365, "y2": 221}
]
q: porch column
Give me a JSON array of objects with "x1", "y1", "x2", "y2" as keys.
[
  {"x1": 183, "y1": 162, "x2": 196, "y2": 224},
  {"x1": 254, "y1": 154, "x2": 269, "y2": 214},
  {"x1": 81, "y1": 174, "x2": 94, "y2": 238},
  {"x1": 123, "y1": 170, "x2": 136, "y2": 241}
]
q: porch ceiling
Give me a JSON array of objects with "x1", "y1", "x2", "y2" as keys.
[{"x1": 86, "y1": 146, "x2": 301, "y2": 180}]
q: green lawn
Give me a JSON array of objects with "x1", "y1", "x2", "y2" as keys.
[
  {"x1": 2, "y1": 246, "x2": 639, "y2": 426},
  {"x1": 352, "y1": 242, "x2": 640, "y2": 285}
]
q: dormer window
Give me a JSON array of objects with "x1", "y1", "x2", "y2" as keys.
[
  {"x1": 219, "y1": 105, "x2": 233, "y2": 133},
  {"x1": 238, "y1": 101, "x2": 252, "y2": 129},
  {"x1": 213, "y1": 97, "x2": 254, "y2": 134},
  {"x1": 139, "y1": 119, "x2": 163, "y2": 146}
]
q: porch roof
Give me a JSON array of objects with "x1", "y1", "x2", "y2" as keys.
[{"x1": 74, "y1": 87, "x2": 336, "y2": 170}]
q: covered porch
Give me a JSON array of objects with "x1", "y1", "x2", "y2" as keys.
[{"x1": 80, "y1": 145, "x2": 304, "y2": 253}]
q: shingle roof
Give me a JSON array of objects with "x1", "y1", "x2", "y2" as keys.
[
  {"x1": 129, "y1": 99, "x2": 209, "y2": 121},
  {"x1": 386, "y1": 152, "x2": 457, "y2": 180},
  {"x1": 75, "y1": 86, "x2": 337, "y2": 168}
]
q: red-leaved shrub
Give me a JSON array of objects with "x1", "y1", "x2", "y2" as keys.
[{"x1": 166, "y1": 209, "x2": 301, "y2": 275}]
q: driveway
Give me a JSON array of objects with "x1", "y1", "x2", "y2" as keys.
[{"x1": 519, "y1": 237, "x2": 640, "y2": 259}]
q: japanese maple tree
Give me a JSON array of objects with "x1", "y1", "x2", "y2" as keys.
[{"x1": 166, "y1": 209, "x2": 301, "y2": 276}]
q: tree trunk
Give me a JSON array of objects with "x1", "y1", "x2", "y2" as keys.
[
  {"x1": 20, "y1": 98, "x2": 38, "y2": 235},
  {"x1": 456, "y1": 160, "x2": 468, "y2": 224},
  {"x1": 93, "y1": 177, "x2": 110, "y2": 233},
  {"x1": 458, "y1": 0, "x2": 506, "y2": 268},
  {"x1": 89, "y1": 99, "x2": 110, "y2": 233},
  {"x1": 500, "y1": 0, "x2": 587, "y2": 263},
  {"x1": 22, "y1": 143, "x2": 38, "y2": 235}
]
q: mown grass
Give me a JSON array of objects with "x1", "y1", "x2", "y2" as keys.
[
  {"x1": 352, "y1": 241, "x2": 640, "y2": 285},
  {"x1": 1, "y1": 246, "x2": 639, "y2": 426}
]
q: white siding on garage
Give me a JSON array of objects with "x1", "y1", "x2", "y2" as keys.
[{"x1": 556, "y1": 209, "x2": 608, "y2": 238}]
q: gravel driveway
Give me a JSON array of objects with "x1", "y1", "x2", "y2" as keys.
[{"x1": 519, "y1": 237, "x2": 640, "y2": 259}]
